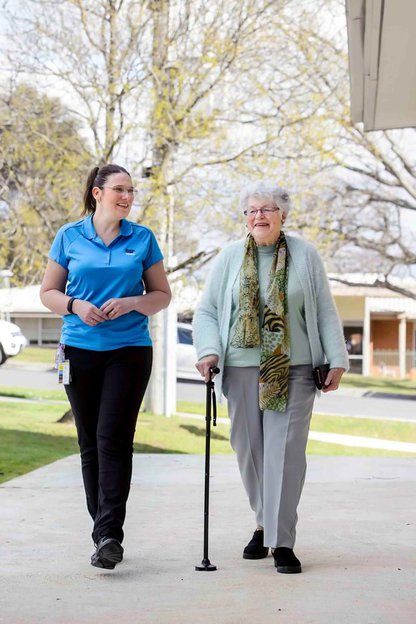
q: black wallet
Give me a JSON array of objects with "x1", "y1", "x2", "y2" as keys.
[{"x1": 312, "y1": 364, "x2": 330, "y2": 389}]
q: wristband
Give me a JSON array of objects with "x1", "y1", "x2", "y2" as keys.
[{"x1": 67, "y1": 297, "x2": 76, "y2": 314}]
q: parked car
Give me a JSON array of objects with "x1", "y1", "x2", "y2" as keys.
[
  {"x1": 0, "y1": 319, "x2": 28, "y2": 365},
  {"x1": 177, "y1": 322, "x2": 201, "y2": 381}
]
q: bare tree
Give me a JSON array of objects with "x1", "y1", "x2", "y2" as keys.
[
  {"x1": 3, "y1": 1, "x2": 305, "y2": 259},
  {"x1": 4, "y1": 0, "x2": 414, "y2": 292},
  {"x1": 3, "y1": 0, "x2": 151, "y2": 162},
  {"x1": 273, "y1": 0, "x2": 416, "y2": 296}
]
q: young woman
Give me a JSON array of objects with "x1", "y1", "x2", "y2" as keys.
[{"x1": 41, "y1": 164, "x2": 171, "y2": 569}]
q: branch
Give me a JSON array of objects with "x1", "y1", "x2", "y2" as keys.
[
  {"x1": 330, "y1": 276, "x2": 416, "y2": 300},
  {"x1": 166, "y1": 248, "x2": 218, "y2": 274}
]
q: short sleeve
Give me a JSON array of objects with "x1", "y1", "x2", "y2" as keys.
[
  {"x1": 143, "y1": 229, "x2": 164, "y2": 271},
  {"x1": 48, "y1": 227, "x2": 69, "y2": 270}
]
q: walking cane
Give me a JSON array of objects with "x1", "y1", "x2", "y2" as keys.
[{"x1": 195, "y1": 366, "x2": 220, "y2": 572}]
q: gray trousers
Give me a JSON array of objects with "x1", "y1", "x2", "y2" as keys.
[{"x1": 222, "y1": 365, "x2": 316, "y2": 549}]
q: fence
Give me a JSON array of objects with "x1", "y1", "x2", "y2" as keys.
[{"x1": 372, "y1": 350, "x2": 416, "y2": 377}]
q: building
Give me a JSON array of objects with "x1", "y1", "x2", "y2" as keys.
[
  {"x1": 346, "y1": 0, "x2": 416, "y2": 131},
  {"x1": 343, "y1": 2, "x2": 416, "y2": 377},
  {"x1": 332, "y1": 277, "x2": 416, "y2": 379},
  {"x1": 0, "y1": 285, "x2": 61, "y2": 346}
]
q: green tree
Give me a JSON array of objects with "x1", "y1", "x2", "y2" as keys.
[
  {"x1": 3, "y1": 0, "x2": 150, "y2": 163},
  {"x1": 3, "y1": 0, "x2": 307, "y2": 266},
  {"x1": 0, "y1": 83, "x2": 91, "y2": 285}
]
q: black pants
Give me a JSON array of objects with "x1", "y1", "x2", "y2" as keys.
[{"x1": 64, "y1": 345, "x2": 152, "y2": 544}]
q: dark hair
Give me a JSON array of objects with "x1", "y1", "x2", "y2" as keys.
[{"x1": 82, "y1": 163, "x2": 131, "y2": 216}]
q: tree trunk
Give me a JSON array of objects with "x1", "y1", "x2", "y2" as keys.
[
  {"x1": 57, "y1": 409, "x2": 74, "y2": 424},
  {"x1": 143, "y1": 0, "x2": 176, "y2": 417}
]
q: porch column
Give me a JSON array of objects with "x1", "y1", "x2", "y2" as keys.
[
  {"x1": 398, "y1": 314, "x2": 407, "y2": 379},
  {"x1": 362, "y1": 298, "x2": 371, "y2": 376},
  {"x1": 37, "y1": 318, "x2": 42, "y2": 346}
]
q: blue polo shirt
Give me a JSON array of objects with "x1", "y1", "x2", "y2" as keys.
[{"x1": 49, "y1": 214, "x2": 164, "y2": 351}]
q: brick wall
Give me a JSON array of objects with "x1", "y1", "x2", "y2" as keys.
[{"x1": 371, "y1": 319, "x2": 413, "y2": 349}]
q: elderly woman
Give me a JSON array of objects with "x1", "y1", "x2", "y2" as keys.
[{"x1": 193, "y1": 180, "x2": 348, "y2": 574}]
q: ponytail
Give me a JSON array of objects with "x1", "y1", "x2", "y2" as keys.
[{"x1": 82, "y1": 166, "x2": 100, "y2": 216}]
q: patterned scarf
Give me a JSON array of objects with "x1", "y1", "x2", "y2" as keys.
[{"x1": 230, "y1": 232, "x2": 290, "y2": 411}]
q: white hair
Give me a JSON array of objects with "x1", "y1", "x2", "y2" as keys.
[{"x1": 239, "y1": 180, "x2": 292, "y2": 217}]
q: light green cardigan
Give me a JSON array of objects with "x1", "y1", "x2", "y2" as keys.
[{"x1": 192, "y1": 234, "x2": 349, "y2": 397}]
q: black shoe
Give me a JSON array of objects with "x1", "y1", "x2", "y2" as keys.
[
  {"x1": 272, "y1": 547, "x2": 302, "y2": 574},
  {"x1": 91, "y1": 537, "x2": 124, "y2": 569},
  {"x1": 243, "y1": 529, "x2": 269, "y2": 560}
]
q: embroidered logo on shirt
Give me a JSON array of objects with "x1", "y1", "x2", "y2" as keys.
[{"x1": 125, "y1": 249, "x2": 135, "y2": 255}]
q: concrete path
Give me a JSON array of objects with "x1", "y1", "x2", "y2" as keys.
[
  {"x1": 307, "y1": 431, "x2": 416, "y2": 453},
  {"x1": 1, "y1": 454, "x2": 415, "y2": 624}
]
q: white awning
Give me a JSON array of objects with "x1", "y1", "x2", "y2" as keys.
[
  {"x1": 346, "y1": 0, "x2": 416, "y2": 130},
  {"x1": 367, "y1": 296, "x2": 416, "y2": 318}
]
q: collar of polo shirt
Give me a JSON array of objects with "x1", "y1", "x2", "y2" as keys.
[{"x1": 82, "y1": 213, "x2": 133, "y2": 240}]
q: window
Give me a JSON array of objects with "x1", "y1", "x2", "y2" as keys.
[
  {"x1": 343, "y1": 324, "x2": 363, "y2": 374},
  {"x1": 177, "y1": 326, "x2": 193, "y2": 345},
  {"x1": 344, "y1": 325, "x2": 363, "y2": 355}
]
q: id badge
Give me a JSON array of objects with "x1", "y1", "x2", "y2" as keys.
[{"x1": 58, "y1": 360, "x2": 71, "y2": 385}]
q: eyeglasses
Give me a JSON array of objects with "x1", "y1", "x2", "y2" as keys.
[
  {"x1": 103, "y1": 186, "x2": 138, "y2": 196},
  {"x1": 243, "y1": 207, "x2": 280, "y2": 216}
]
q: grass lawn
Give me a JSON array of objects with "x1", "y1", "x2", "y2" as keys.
[
  {"x1": 0, "y1": 402, "x2": 79, "y2": 484},
  {"x1": 341, "y1": 373, "x2": 416, "y2": 395},
  {"x1": 0, "y1": 400, "x2": 232, "y2": 484},
  {"x1": 307, "y1": 412, "x2": 416, "y2": 459},
  {"x1": 1, "y1": 390, "x2": 416, "y2": 484},
  {"x1": 311, "y1": 412, "x2": 416, "y2": 443},
  {"x1": 2, "y1": 353, "x2": 415, "y2": 484},
  {"x1": 12, "y1": 346, "x2": 56, "y2": 365},
  {"x1": 0, "y1": 385, "x2": 67, "y2": 402},
  {"x1": 177, "y1": 400, "x2": 228, "y2": 418}
]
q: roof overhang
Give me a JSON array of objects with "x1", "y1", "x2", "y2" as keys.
[{"x1": 345, "y1": 0, "x2": 416, "y2": 130}]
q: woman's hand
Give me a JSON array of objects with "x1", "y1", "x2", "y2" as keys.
[
  {"x1": 100, "y1": 297, "x2": 134, "y2": 320},
  {"x1": 73, "y1": 300, "x2": 109, "y2": 326},
  {"x1": 322, "y1": 367, "x2": 345, "y2": 393},
  {"x1": 195, "y1": 355, "x2": 219, "y2": 382}
]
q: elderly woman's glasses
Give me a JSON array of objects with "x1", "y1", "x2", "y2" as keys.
[
  {"x1": 103, "y1": 186, "x2": 137, "y2": 196},
  {"x1": 243, "y1": 207, "x2": 279, "y2": 216}
]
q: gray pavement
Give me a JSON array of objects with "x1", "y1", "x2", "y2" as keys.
[{"x1": 1, "y1": 454, "x2": 415, "y2": 624}]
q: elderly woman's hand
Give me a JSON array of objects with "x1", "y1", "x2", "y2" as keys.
[
  {"x1": 322, "y1": 367, "x2": 345, "y2": 393},
  {"x1": 195, "y1": 355, "x2": 219, "y2": 383}
]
